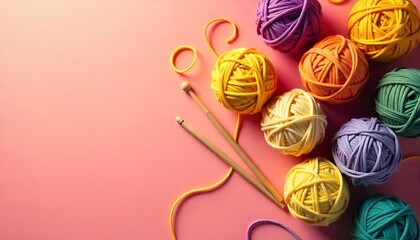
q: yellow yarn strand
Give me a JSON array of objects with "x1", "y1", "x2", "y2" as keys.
[
  {"x1": 348, "y1": 0, "x2": 420, "y2": 62},
  {"x1": 169, "y1": 168, "x2": 233, "y2": 240},
  {"x1": 170, "y1": 45, "x2": 198, "y2": 74},
  {"x1": 204, "y1": 18, "x2": 238, "y2": 58}
]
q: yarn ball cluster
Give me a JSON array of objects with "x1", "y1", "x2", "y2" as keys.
[
  {"x1": 299, "y1": 35, "x2": 369, "y2": 104},
  {"x1": 211, "y1": 48, "x2": 277, "y2": 114},
  {"x1": 348, "y1": 0, "x2": 420, "y2": 63},
  {"x1": 256, "y1": 0, "x2": 322, "y2": 53},
  {"x1": 376, "y1": 68, "x2": 420, "y2": 138},
  {"x1": 353, "y1": 195, "x2": 419, "y2": 240},
  {"x1": 261, "y1": 88, "x2": 327, "y2": 156},
  {"x1": 332, "y1": 117, "x2": 402, "y2": 187},
  {"x1": 284, "y1": 157, "x2": 349, "y2": 226}
]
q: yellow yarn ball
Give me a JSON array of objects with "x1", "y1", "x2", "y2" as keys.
[
  {"x1": 284, "y1": 157, "x2": 350, "y2": 226},
  {"x1": 348, "y1": 0, "x2": 420, "y2": 62},
  {"x1": 261, "y1": 89, "x2": 327, "y2": 156},
  {"x1": 211, "y1": 48, "x2": 277, "y2": 114}
]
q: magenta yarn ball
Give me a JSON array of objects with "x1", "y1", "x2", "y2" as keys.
[{"x1": 256, "y1": 0, "x2": 322, "y2": 53}]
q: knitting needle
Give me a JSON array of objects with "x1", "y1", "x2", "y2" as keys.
[
  {"x1": 176, "y1": 116, "x2": 284, "y2": 208},
  {"x1": 181, "y1": 81, "x2": 284, "y2": 206}
]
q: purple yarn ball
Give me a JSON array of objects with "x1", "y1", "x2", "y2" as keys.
[
  {"x1": 332, "y1": 117, "x2": 402, "y2": 187},
  {"x1": 256, "y1": 0, "x2": 322, "y2": 53}
]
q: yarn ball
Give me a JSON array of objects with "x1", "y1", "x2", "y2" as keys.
[
  {"x1": 376, "y1": 68, "x2": 420, "y2": 138},
  {"x1": 284, "y1": 157, "x2": 350, "y2": 226},
  {"x1": 261, "y1": 88, "x2": 327, "y2": 156},
  {"x1": 332, "y1": 117, "x2": 402, "y2": 187},
  {"x1": 211, "y1": 48, "x2": 277, "y2": 114},
  {"x1": 348, "y1": 0, "x2": 420, "y2": 63},
  {"x1": 353, "y1": 195, "x2": 419, "y2": 240},
  {"x1": 256, "y1": 0, "x2": 322, "y2": 53},
  {"x1": 299, "y1": 35, "x2": 369, "y2": 104}
]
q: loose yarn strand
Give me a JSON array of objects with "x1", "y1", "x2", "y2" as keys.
[
  {"x1": 204, "y1": 18, "x2": 238, "y2": 58},
  {"x1": 168, "y1": 168, "x2": 233, "y2": 240},
  {"x1": 328, "y1": 0, "x2": 345, "y2": 4},
  {"x1": 234, "y1": 114, "x2": 243, "y2": 141},
  {"x1": 246, "y1": 219, "x2": 301, "y2": 240},
  {"x1": 402, "y1": 155, "x2": 420, "y2": 163}
]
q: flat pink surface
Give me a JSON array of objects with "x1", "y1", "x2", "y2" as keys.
[{"x1": 0, "y1": 0, "x2": 419, "y2": 239}]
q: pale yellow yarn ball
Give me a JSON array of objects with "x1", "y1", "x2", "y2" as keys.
[
  {"x1": 211, "y1": 48, "x2": 277, "y2": 114},
  {"x1": 284, "y1": 157, "x2": 350, "y2": 226},
  {"x1": 261, "y1": 89, "x2": 327, "y2": 156},
  {"x1": 348, "y1": 0, "x2": 420, "y2": 62}
]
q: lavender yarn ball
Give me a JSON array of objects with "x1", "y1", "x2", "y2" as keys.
[
  {"x1": 256, "y1": 0, "x2": 322, "y2": 53},
  {"x1": 332, "y1": 117, "x2": 402, "y2": 187}
]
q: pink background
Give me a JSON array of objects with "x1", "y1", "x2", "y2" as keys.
[{"x1": 0, "y1": 0, "x2": 419, "y2": 239}]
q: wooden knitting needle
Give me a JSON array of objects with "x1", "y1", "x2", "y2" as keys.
[
  {"x1": 176, "y1": 116, "x2": 284, "y2": 208},
  {"x1": 181, "y1": 81, "x2": 284, "y2": 206}
]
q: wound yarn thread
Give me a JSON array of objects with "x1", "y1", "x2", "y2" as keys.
[
  {"x1": 375, "y1": 68, "x2": 420, "y2": 138},
  {"x1": 211, "y1": 48, "x2": 277, "y2": 114},
  {"x1": 299, "y1": 35, "x2": 369, "y2": 104},
  {"x1": 284, "y1": 157, "x2": 350, "y2": 226},
  {"x1": 332, "y1": 117, "x2": 402, "y2": 187},
  {"x1": 352, "y1": 195, "x2": 419, "y2": 240},
  {"x1": 256, "y1": 0, "x2": 322, "y2": 53},
  {"x1": 348, "y1": 0, "x2": 420, "y2": 63},
  {"x1": 261, "y1": 88, "x2": 327, "y2": 156}
]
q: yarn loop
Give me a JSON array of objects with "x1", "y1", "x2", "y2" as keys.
[
  {"x1": 211, "y1": 48, "x2": 277, "y2": 114},
  {"x1": 332, "y1": 117, "x2": 402, "y2": 187},
  {"x1": 376, "y1": 68, "x2": 420, "y2": 138},
  {"x1": 261, "y1": 88, "x2": 327, "y2": 156},
  {"x1": 256, "y1": 0, "x2": 322, "y2": 53},
  {"x1": 353, "y1": 195, "x2": 419, "y2": 240},
  {"x1": 348, "y1": 0, "x2": 420, "y2": 62},
  {"x1": 299, "y1": 35, "x2": 369, "y2": 104},
  {"x1": 284, "y1": 157, "x2": 349, "y2": 226}
]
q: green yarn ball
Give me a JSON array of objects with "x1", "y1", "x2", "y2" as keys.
[
  {"x1": 353, "y1": 195, "x2": 419, "y2": 240},
  {"x1": 375, "y1": 68, "x2": 420, "y2": 138}
]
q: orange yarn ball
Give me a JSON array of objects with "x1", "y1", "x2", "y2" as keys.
[
  {"x1": 348, "y1": 0, "x2": 420, "y2": 63},
  {"x1": 299, "y1": 35, "x2": 369, "y2": 104}
]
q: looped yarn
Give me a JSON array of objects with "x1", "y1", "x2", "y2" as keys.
[
  {"x1": 348, "y1": 0, "x2": 420, "y2": 62},
  {"x1": 170, "y1": 45, "x2": 198, "y2": 73},
  {"x1": 299, "y1": 35, "x2": 369, "y2": 104},
  {"x1": 204, "y1": 18, "x2": 238, "y2": 58},
  {"x1": 247, "y1": 219, "x2": 301, "y2": 240},
  {"x1": 353, "y1": 195, "x2": 419, "y2": 240},
  {"x1": 375, "y1": 68, "x2": 420, "y2": 138},
  {"x1": 256, "y1": 0, "x2": 322, "y2": 53},
  {"x1": 332, "y1": 117, "x2": 402, "y2": 187},
  {"x1": 211, "y1": 48, "x2": 277, "y2": 114},
  {"x1": 284, "y1": 157, "x2": 349, "y2": 226},
  {"x1": 261, "y1": 88, "x2": 327, "y2": 156}
]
